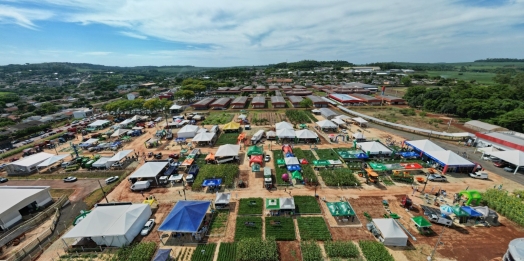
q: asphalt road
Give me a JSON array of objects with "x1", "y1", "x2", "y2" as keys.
[{"x1": 367, "y1": 122, "x2": 524, "y2": 186}]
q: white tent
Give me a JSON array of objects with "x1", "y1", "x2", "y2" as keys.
[
  {"x1": 405, "y1": 139, "x2": 445, "y2": 153},
  {"x1": 119, "y1": 119, "x2": 133, "y2": 126},
  {"x1": 489, "y1": 150, "x2": 524, "y2": 174},
  {"x1": 62, "y1": 204, "x2": 152, "y2": 247},
  {"x1": 197, "y1": 128, "x2": 207, "y2": 133},
  {"x1": 130, "y1": 115, "x2": 141, "y2": 121},
  {"x1": 372, "y1": 218, "x2": 408, "y2": 246},
  {"x1": 238, "y1": 114, "x2": 247, "y2": 120},
  {"x1": 284, "y1": 157, "x2": 300, "y2": 165},
  {"x1": 88, "y1": 120, "x2": 110, "y2": 128},
  {"x1": 353, "y1": 132, "x2": 365, "y2": 140},
  {"x1": 335, "y1": 115, "x2": 351, "y2": 121},
  {"x1": 215, "y1": 193, "x2": 231, "y2": 206},
  {"x1": 276, "y1": 128, "x2": 296, "y2": 139},
  {"x1": 316, "y1": 120, "x2": 337, "y2": 129},
  {"x1": 295, "y1": 129, "x2": 318, "y2": 139},
  {"x1": 92, "y1": 157, "x2": 112, "y2": 168},
  {"x1": 111, "y1": 129, "x2": 131, "y2": 137},
  {"x1": 36, "y1": 154, "x2": 69, "y2": 168},
  {"x1": 475, "y1": 146, "x2": 499, "y2": 155},
  {"x1": 129, "y1": 162, "x2": 168, "y2": 182},
  {"x1": 357, "y1": 141, "x2": 392, "y2": 155},
  {"x1": 425, "y1": 150, "x2": 474, "y2": 167},
  {"x1": 266, "y1": 131, "x2": 276, "y2": 138},
  {"x1": 275, "y1": 121, "x2": 294, "y2": 130},
  {"x1": 177, "y1": 125, "x2": 199, "y2": 138},
  {"x1": 331, "y1": 118, "x2": 345, "y2": 125},
  {"x1": 192, "y1": 132, "x2": 216, "y2": 142},
  {"x1": 6, "y1": 152, "x2": 55, "y2": 175},
  {"x1": 170, "y1": 104, "x2": 183, "y2": 110},
  {"x1": 106, "y1": 150, "x2": 134, "y2": 168},
  {"x1": 279, "y1": 198, "x2": 295, "y2": 210},
  {"x1": 215, "y1": 144, "x2": 240, "y2": 157},
  {"x1": 352, "y1": 117, "x2": 368, "y2": 126}
]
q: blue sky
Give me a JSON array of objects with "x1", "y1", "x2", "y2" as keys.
[{"x1": 0, "y1": 0, "x2": 523, "y2": 67}]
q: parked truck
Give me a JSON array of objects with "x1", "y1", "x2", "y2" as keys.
[
  {"x1": 131, "y1": 180, "x2": 151, "y2": 191},
  {"x1": 428, "y1": 214, "x2": 453, "y2": 227},
  {"x1": 185, "y1": 165, "x2": 199, "y2": 183},
  {"x1": 264, "y1": 167, "x2": 273, "y2": 189},
  {"x1": 251, "y1": 130, "x2": 265, "y2": 145}
]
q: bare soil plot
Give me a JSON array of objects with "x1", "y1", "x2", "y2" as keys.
[{"x1": 278, "y1": 241, "x2": 302, "y2": 261}]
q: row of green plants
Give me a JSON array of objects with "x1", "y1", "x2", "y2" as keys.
[
  {"x1": 297, "y1": 217, "x2": 331, "y2": 241},
  {"x1": 216, "y1": 133, "x2": 241, "y2": 145},
  {"x1": 209, "y1": 210, "x2": 229, "y2": 235},
  {"x1": 302, "y1": 149, "x2": 318, "y2": 164},
  {"x1": 324, "y1": 241, "x2": 360, "y2": 259},
  {"x1": 301, "y1": 164, "x2": 318, "y2": 185},
  {"x1": 300, "y1": 241, "x2": 323, "y2": 261},
  {"x1": 358, "y1": 240, "x2": 395, "y2": 261},
  {"x1": 271, "y1": 150, "x2": 289, "y2": 185},
  {"x1": 236, "y1": 237, "x2": 278, "y2": 261},
  {"x1": 191, "y1": 164, "x2": 238, "y2": 190},
  {"x1": 110, "y1": 242, "x2": 156, "y2": 261},
  {"x1": 237, "y1": 198, "x2": 263, "y2": 215},
  {"x1": 319, "y1": 169, "x2": 361, "y2": 186},
  {"x1": 175, "y1": 247, "x2": 193, "y2": 261},
  {"x1": 293, "y1": 196, "x2": 322, "y2": 214},
  {"x1": 285, "y1": 110, "x2": 314, "y2": 124},
  {"x1": 235, "y1": 216, "x2": 262, "y2": 241},
  {"x1": 190, "y1": 244, "x2": 216, "y2": 261},
  {"x1": 314, "y1": 149, "x2": 341, "y2": 160},
  {"x1": 265, "y1": 217, "x2": 296, "y2": 241},
  {"x1": 202, "y1": 113, "x2": 233, "y2": 125},
  {"x1": 482, "y1": 189, "x2": 524, "y2": 226},
  {"x1": 217, "y1": 242, "x2": 236, "y2": 261}
]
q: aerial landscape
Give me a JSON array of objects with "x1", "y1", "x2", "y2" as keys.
[{"x1": 1, "y1": 1, "x2": 524, "y2": 261}]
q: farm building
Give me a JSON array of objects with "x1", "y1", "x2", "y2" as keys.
[
  {"x1": 293, "y1": 85, "x2": 306, "y2": 89},
  {"x1": 372, "y1": 218, "x2": 408, "y2": 246},
  {"x1": 62, "y1": 204, "x2": 152, "y2": 247},
  {"x1": 88, "y1": 120, "x2": 111, "y2": 130},
  {"x1": 475, "y1": 132, "x2": 524, "y2": 152},
  {"x1": 275, "y1": 90, "x2": 282, "y2": 96},
  {"x1": 464, "y1": 120, "x2": 508, "y2": 133},
  {"x1": 255, "y1": 86, "x2": 267, "y2": 93},
  {"x1": 271, "y1": 96, "x2": 286, "y2": 108},
  {"x1": 210, "y1": 98, "x2": 231, "y2": 109},
  {"x1": 281, "y1": 85, "x2": 292, "y2": 90},
  {"x1": 231, "y1": 97, "x2": 248, "y2": 109},
  {"x1": 351, "y1": 94, "x2": 381, "y2": 105},
  {"x1": 288, "y1": 96, "x2": 304, "y2": 107},
  {"x1": 5, "y1": 152, "x2": 54, "y2": 176},
  {"x1": 285, "y1": 90, "x2": 312, "y2": 96},
  {"x1": 268, "y1": 85, "x2": 279, "y2": 91},
  {"x1": 191, "y1": 98, "x2": 215, "y2": 110},
  {"x1": 344, "y1": 82, "x2": 378, "y2": 92},
  {"x1": 319, "y1": 108, "x2": 338, "y2": 120},
  {"x1": 307, "y1": 95, "x2": 329, "y2": 108},
  {"x1": 312, "y1": 84, "x2": 329, "y2": 90},
  {"x1": 375, "y1": 95, "x2": 405, "y2": 105},
  {"x1": 328, "y1": 94, "x2": 362, "y2": 105},
  {"x1": 242, "y1": 86, "x2": 254, "y2": 92},
  {"x1": 228, "y1": 87, "x2": 242, "y2": 93},
  {"x1": 0, "y1": 186, "x2": 53, "y2": 230},
  {"x1": 266, "y1": 78, "x2": 293, "y2": 83},
  {"x1": 215, "y1": 87, "x2": 230, "y2": 94},
  {"x1": 252, "y1": 96, "x2": 266, "y2": 108}
]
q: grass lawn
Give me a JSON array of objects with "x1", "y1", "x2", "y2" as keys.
[
  {"x1": 209, "y1": 210, "x2": 229, "y2": 235},
  {"x1": 216, "y1": 133, "x2": 240, "y2": 145},
  {"x1": 238, "y1": 198, "x2": 263, "y2": 215},
  {"x1": 297, "y1": 217, "x2": 331, "y2": 241},
  {"x1": 235, "y1": 216, "x2": 263, "y2": 240},
  {"x1": 202, "y1": 112, "x2": 234, "y2": 125},
  {"x1": 315, "y1": 149, "x2": 340, "y2": 160},
  {"x1": 426, "y1": 71, "x2": 496, "y2": 84},
  {"x1": 265, "y1": 217, "x2": 296, "y2": 241},
  {"x1": 293, "y1": 196, "x2": 321, "y2": 214},
  {"x1": 49, "y1": 188, "x2": 75, "y2": 198},
  {"x1": 84, "y1": 175, "x2": 127, "y2": 208},
  {"x1": 272, "y1": 150, "x2": 289, "y2": 185}
]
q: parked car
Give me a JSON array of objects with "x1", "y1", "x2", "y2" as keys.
[
  {"x1": 493, "y1": 161, "x2": 508, "y2": 168},
  {"x1": 428, "y1": 174, "x2": 447, "y2": 182},
  {"x1": 264, "y1": 155, "x2": 271, "y2": 162},
  {"x1": 105, "y1": 176, "x2": 119, "y2": 184},
  {"x1": 140, "y1": 219, "x2": 155, "y2": 236},
  {"x1": 61, "y1": 161, "x2": 74, "y2": 168},
  {"x1": 0, "y1": 177, "x2": 8, "y2": 183},
  {"x1": 469, "y1": 171, "x2": 488, "y2": 180},
  {"x1": 63, "y1": 176, "x2": 77, "y2": 182},
  {"x1": 111, "y1": 162, "x2": 123, "y2": 169},
  {"x1": 0, "y1": 163, "x2": 7, "y2": 170}
]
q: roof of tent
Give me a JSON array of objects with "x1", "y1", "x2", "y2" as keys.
[
  {"x1": 88, "y1": 120, "x2": 110, "y2": 127},
  {"x1": 108, "y1": 150, "x2": 133, "y2": 162},
  {"x1": 266, "y1": 131, "x2": 276, "y2": 137},
  {"x1": 280, "y1": 198, "x2": 295, "y2": 210},
  {"x1": 153, "y1": 249, "x2": 172, "y2": 261},
  {"x1": 405, "y1": 139, "x2": 444, "y2": 152},
  {"x1": 489, "y1": 150, "x2": 524, "y2": 166},
  {"x1": 327, "y1": 202, "x2": 355, "y2": 216},
  {"x1": 412, "y1": 216, "x2": 432, "y2": 227},
  {"x1": 111, "y1": 128, "x2": 131, "y2": 137},
  {"x1": 507, "y1": 238, "x2": 524, "y2": 260},
  {"x1": 179, "y1": 125, "x2": 199, "y2": 133},
  {"x1": 358, "y1": 141, "x2": 392, "y2": 154},
  {"x1": 275, "y1": 121, "x2": 293, "y2": 130},
  {"x1": 158, "y1": 200, "x2": 210, "y2": 232},
  {"x1": 316, "y1": 120, "x2": 337, "y2": 128},
  {"x1": 63, "y1": 204, "x2": 151, "y2": 239},
  {"x1": 352, "y1": 117, "x2": 368, "y2": 123},
  {"x1": 424, "y1": 150, "x2": 474, "y2": 166},
  {"x1": 452, "y1": 205, "x2": 470, "y2": 217},
  {"x1": 460, "y1": 206, "x2": 483, "y2": 217},
  {"x1": 372, "y1": 218, "x2": 408, "y2": 245},
  {"x1": 352, "y1": 132, "x2": 365, "y2": 139},
  {"x1": 9, "y1": 152, "x2": 54, "y2": 167},
  {"x1": 215, "y1": 144, "x2": 240, "y2": 157},
  {"x1": 223, "y1": 121, "x2": 240, "y2": 130},
  {"x1": 36, "y1": 154, "x2": 69, "y2": 167},
  {"x1": 277, "y1": 128, "x2": 296, "y2": 138},
  {"x1": 295, "y1": 129, "x2": 318, "y2": 139},
  {"x1": 247, "y1": 146, "x2": 264, "y2": 156},
  {"x1": 120, "y1": 119, "x2": 133, "y2": 125},
  {"x1": 215, "y1": 193, "x2": 231, "y2": 205},
  {"x1": 332, "y1": 118, "x2": 345, "y2": 125},
  {"x1": 192, "y1": 132, "x2": 216, "y2": 142},
  {"x1": 129, "y1": 162, "x2": 168, "y2": 179},
  {"x1": 92, "y1": 157, "x2": 111, "y2": 168},
  {"x1": 266, "y1": 198, "x2": 280, "y2": 210},
  {"x1": 285, "y1": 157, "x2": 300, "y2": 165},
  {"x1": 335, "y1": 115, "x2": 351, "y2": 121},
  {"x1": 250, "y1": 155, "x2": 263, "y2": 164},
  {"x1": 476, "y1": 146, "x2": 499, "y2": 154},
  {"x1": 472, "y1": 206, "x2": 498, "y2": 218}
]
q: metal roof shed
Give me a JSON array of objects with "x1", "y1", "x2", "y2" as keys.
[
  {"x1": 0, "y1": 186, "x2": 53, "y2": 229},
  {"x1": 129, "y1": 162, "x2": 168, "y2": 184},
  {"x1": 231, "y1": 97, "x2": 248, "y2": 108},
  {"x1": 210, "y1": 98, "x2": 231, "y2": 108},
  {"x1": 6, "y1": 152, "x2": 54, "y2": 175},
  {"x1": 191, "y1": 98, "x2": 215, "y2": 109},
  {"x1": 252, "y1": 96, "x2": 265, "y2": 107},
  {"x1": 319, "y1": 108, "x2": 338, "y2": 120}
]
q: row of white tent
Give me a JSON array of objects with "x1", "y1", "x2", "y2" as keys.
[
  {"x1": 476, "y1": 147, "x2": 524, "y2": 174},
  {"x1": 267, "y1": 129, "x2": 319, "y2": 139}
]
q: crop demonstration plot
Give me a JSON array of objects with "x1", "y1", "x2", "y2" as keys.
[
  {"x1": 272, "y1": 150, "x2": 289, "y2": 185},
  {"x1": 235, "y1": 216, "x2": 263, "y2": 240},
  {"x1": 216, "y1": 133, "x2": 240, "y2": 145},
  {"x1": 191, "y1": 164, "x2": 238, "y2": 190},
  {"x1": 264, "y1": 217, "x2": 296, "y2": 241},
  {"x1": 236, "y1": 238, "x2": 279, "y2": 261},
  {"x1": 238, "y1": 198, "x2": 263, "y2": 215},
  {"x1": 300, "y1": 241, "x2": 323, "y2": 261},
  {"x1": 358, "y1": 240, "x2": 394, "y2": 261},
  {"x1": 190, "y1": 243, "x2": 216, "y2": 261},
  {"x1": 202, "y1": 113, "x2": 233, "y2": 125},
  {"x1": 209, "y1": 210, "x2": 229, "y2": 235},
  {"x1": 324, "y1": 241, "x2": 361, "y2": 259},
  {"x1": 319, "y1": 169, "x2": 361, "y2": 186},
  {"x1": 314, "y1": 149, "x2": 340, "y2": 160},
  {"x1": 297, "y1": 217, "x2": 331, "y2": 241},
  {"x1": 217, "y1": 242, "x2": 236, "y2": 261},
  {"x1": 293, "y1": 196, "x2": 321, "y2": 214}
]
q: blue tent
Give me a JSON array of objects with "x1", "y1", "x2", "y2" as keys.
[
  {"x1": 460, "y1": 206, "x2": 483, "y2": 217},
  {"x1": 287, "y1": 165, "x2": 301, "y2": 171},
  {"x1": 285, "y1": 152, "x2": 295, "y2": 158},
  {"x1": 399, "y1": 152, "x2": 418, "y2": 158},
  {"x1": 176, "y1": 137, "x2": 186, "y2": 142},
  {"x1": 159, "y1": 201, "x2": 211, "y2": 233},
  {"x1": 355, "y1": 153, "x2": 368, "y2": 159},
  {"x1": 153, "y1": 249, "x2": 172, "y2": 261},
  {"x1": 202, "y1": 178, "x2": 222, "y2": 186}
]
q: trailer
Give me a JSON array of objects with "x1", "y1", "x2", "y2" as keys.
[
  {"x1": 251, "y1": 130, "x2": 265, "y2": 145},
  {"x1": 264, "y1": 167, "x2": 273, "y2": 189}
]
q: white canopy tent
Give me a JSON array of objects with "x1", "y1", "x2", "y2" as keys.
[
  {"x1": 170, "y1": 104, "x2": 183, "y2": 110},
  {"x1": 88, "y1": 120, "x2": 110, "y2": 128},
  {"x1": 177, "y1": 125, "x2": 199, "y2": 138},
  {"x1": 80, "y1": 138, "x2": 99, "y2": 147},
  {"x1": 92, "y1": 157, "x2": 112, "y2": 168},
  {"x1": 316, "y1": 120, "x2": 338, "y2": 129},
  {"x1": 335, "y1": 115, "x2": 351, "y2": 121},
  {"x1": 6, "y1": 152, "x2": 55, "y2": 175},
  {"x1": 352, "y1": 117, "x2": 368, "y2": 127},
  {"x1": 295, "y1": 129, "x2": 318, "y2": 139},
  {"x1": 489, "y1": 150, "x2": 524, "y2": 174},
  {"x1": 276, "y1": 128, "x2": 296, "y2": 139},
  {"x1": 331, "y1": 118, "x2": 346, "y2": 125},
  {"x1": 119, "y1": 119, "x2": 134, "y2": 126},
  {"x1": 192, "y1": 132, "x2": 216, "y2": 143},
  {"x1": 36, "y1": 154, "x2": 69, "y2": 168},
  {"x1": 111, "y1": 129, "x2": 131, "y2": 137},
  {"x1": 372, "y1": 218, "x2": 408, "y2": 246},
  {"x1": 357, "y1": 141, "x2": 392, "y2": 155},
  {"x1": 275, "y1": 121, "x2": 294, "y2": 130},
  {"x1": 405, "y1": 139, "x2": 445, "y2": 153},
  {"x1": 475, "y1": 146, "x2": 499, "y2": 157},
  {"x1": 215, "y1": 193, "x2": 231, "y2": 206},
  {"x1": 284, "y1": 157, "x2": 300, "y2": 165},
  {"x1": 62, "y1": 204, "x2": 152, "y2": 247},
  {"x1": 129, "y1": 162, "x2": 168, "y2": 184},
  {"x1": 424, "y1": 150, "x2": 475, "y2": 174},
  {"x1": 352, "y1": 132, "x2": 365, "y2": 140},
  {"x1": 266, "y1": 131, "x2": 276, "y2": 139},
  {"x1": 279, "y1": 198, "x2": 295, "y2": 210},
  {"x1": 215, "y1": 144, "x2": 240, "y2": 157},
  {"x1": 106, "y1": 149, "x2": 133, "y2": 168}
]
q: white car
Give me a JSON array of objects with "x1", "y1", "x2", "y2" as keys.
[
  {"x1": 264, "y1": 155, "x2": 271, "y2": 162},
  {"x1": 105, "y1": 176, "x2": 119, "y2": 184},
  {"x1": 341, "y1": 129, "x2": 348, "y2": 134},
  {"x1": 140, "y1": 219, "x2": 155, "y2": 236},
  {"x1": 63, "y1": 176, "x2": 77, "y2": 182}
]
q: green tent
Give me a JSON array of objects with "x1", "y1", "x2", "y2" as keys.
[
  {"x1": 369, "y1": 162, "x2": 388, "y2": 171},
  {"x1": 266, "y1": 198, "x2": 280, "y2": 210},
  {"x1": 291, "y1": 171, "x2": 303, "y2": 180},
  {"x1": 247, "y1": 145, "x2": 264, "y2": 156},
  {"x1": 299, "y1": 124, "x2": 308, "y2": 129},
  {"x1": 337, "y1": 150, "x2": 351, "y2": 159},
  {"x1": 412, "y1": 216, "x2": 432, "y2": 227},
  {"x1": 276, "y1": 158, "x2": 286, "y2": 166},
  {"x1": 452, "y1": 205, "x2": 470, "y2": 217},
  {"x1": 326, "y1": 202, "x2": 355, "y2": 216},
  {"x1": 313, "y1": 160, "x2": 330, "y2": 166},
  {"x1": 252, "y1": 163, "x2": 261, "y2": 172}
]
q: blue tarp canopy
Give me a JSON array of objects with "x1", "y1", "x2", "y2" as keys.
[
  {"x1": 176, "y1": 138, "x2": 186, "y2": 142},
  {"x1": 399, "y1": 152, "x2": 418, "y2": 158},
  {"x1": 111, "y1": 141, "x2": 121, "y2": 146},
  {"x1": 460, "y1": 206, "x2": 483, "y2": 217},
  {"x1": 158, "y1": 200, "x2": 211, "y2": 233},
  {"x1": 285, "y1": 152, "x2": 295, "y2": 158},
  {"x1": 153, "y1": 249, "x2": 172, "y2": 261},
  {"x1": 202, "y1": 178, "x2": 222, "y2": 186},
  {"x1": 356, "y1": 153, "x2": 368, "y2": 159},
  {"x1": 287, "y1": 165, "x2": 301, "y2": 171}
]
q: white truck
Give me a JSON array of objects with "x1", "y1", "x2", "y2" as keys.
[
  {"x1": 131, "y1": 180, "x2": 151, "y2": 191},
  {"x1": 469, "y1": 171, "x2": 488, "y2": 180},
  {"x1": 264, "y1": 167, "x2": 272, "y2": 188},
  {"x1": 428, "y1": 214, "x2": 453, "y2": 227},
  {"x1": 251, "y1": 130, "x2": 265, "y2": 145}
]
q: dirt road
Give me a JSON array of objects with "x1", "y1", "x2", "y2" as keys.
[{"x1": 5, "y1": 179, "x2": 104, "y2": 202}]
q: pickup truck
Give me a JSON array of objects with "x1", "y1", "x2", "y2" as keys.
[
  {"x1": 428, "y1": 214, "x2": 453, "y2": 227},
  {"x1": 469, "y1": 171, "x2": 488, "y2": 180}
]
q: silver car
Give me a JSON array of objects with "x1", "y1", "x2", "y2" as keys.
[
  {"x1": 428, "y1": 174, "x2": 447, "y2": 182},
  {"x1": 140, "y1": 219, "x2": 155, "y2": 236}
]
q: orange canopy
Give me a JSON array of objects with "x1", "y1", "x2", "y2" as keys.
[
  {"x1": 205, "y1": 153, "x2": 215, "y2": 161},
  {"x1": 181, "y1": 158, "x2": 194, "y2": 166},
  {"x1": 238, "y1": 133, "x2": 246, "y2": 140}
]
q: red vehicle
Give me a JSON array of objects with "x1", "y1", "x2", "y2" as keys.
[
  {"x1": 136, "y1": 122, "x2": 146, "y2": 127},
  {"x1": 56, "y1": 129, "x2": 64, "y2": 133},
  {"x1": 169, "y1": 154, "x2": 179, "y2": 159},
  {"x1": 67, "y1": 127, "x2": 77, "y2": 133},
  {"x1": 493, "y1": 161, "x2": 508, "y2": 168}
]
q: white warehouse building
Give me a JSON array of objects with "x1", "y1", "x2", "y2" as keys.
[{"x1": 0, "y1": 186, "x2": 53, "y2": 230}]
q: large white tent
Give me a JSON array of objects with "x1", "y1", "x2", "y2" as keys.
[
  {"x1": 92, "y1": 157, "x2": 112, "y2": 168},
  {"x1": 295, "y1": 129, "x2": 318, "y2": 139},
  {"x1": 192, "y1": 132, "x2": 216, "y2": 143},
  {"x1": 335, "y1": 115, "x2": 351, "y2": 121},
  {"x1": 279, "y1": 198, "x2": 296, "y2": 210},
  {"x1": 424, "y1": 150, "x2": 475, "y2": 174},
  {"x1": 36, "y1": 154, "x2": 69, "y2": 168},
  {"x1": 277, "y1": 128, "x2": 296, "y2": 139},
  {"x1": 129, "y1": 162, "x2": 168, "y2": 183},
  {"x1": 316, "y1": 120, "x2": 337, "y2": 129},
  {"x1": 489, "y1": 150, "x2": 524, "y2": 174},
  {"x1": 62, "y1": 204, "x2": 152, "y2": 247},
  {"x1": 106, "y1": 149, "x2": 133, "y2": 168},
  {"x1": 88, "y1": 120, "x2": 110, "y2": 128},
  {"x1": 475, "y1": 146, "x2": 499, "y2": 156},
  {"x1": 5, "y1": 152, "x2": 54, "y2": 175},
  {"x1": 372, "y1": 218, "x2": 408, "y2": 246},
  {"x1": 352, "y1": 117, "x2": 368, "y2": 127},
  {"x1": 405, "y1": 139, "x2": 445, "y2": 154},
  {"x1": 284, "y1": 157, "x2": 300, "y2": 165},
  {"x1": 357, "y1": 141, "x2": 392, "y2": 155},
  {"x1": 111, "y1": 129, "x2": 131, "y2": 137},
  {"x1": 215, "y1": 144, "x2": 240, "y2": 157},
  {"x1": 275, "y1": 121, "x2": 294, "y2": 130},
  {"x1": 177, "y1": 125, "x2": 199, "y2": 138},
  {"x1": 331, "y1": 118, "x2": 346, "y2": 125},
  {"x1": 352, "y1": 132, "x2": 365, "y2": 140}
]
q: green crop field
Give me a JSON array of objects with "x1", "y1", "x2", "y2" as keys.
[
  {"x1": 302, "y1": 150, "x2": 318, "y2": 163},
  {"x1": 297, "y1": 217, "x2": 331, "y2": 241},
  {"x1": 325, "y1": 241, "x2": 361, "y2": 259},
  {"x1": 315, "y1": 149, "x2": 340, "y2": 160},
  {"x1": 235, "y1": 216, "x2": 263, "y2": 240},
  {"x1": 265, "y1": 217, "x2": 296, "y2": 241},
  {"x1": 238, "y1": 198, "x2": 263, "y2": 215},
  {"x1": 191, "y1": 164, "x2": 238, "y2": 190},
  {"x1": 191, "y1": 244, "x2": 216, "y2": 261},
  {"x1": 426, "y1": 71, "x2": 496, "y2": 84},
  {"x1": 301, "y1": 241, "x2": 323, "y2": 261},
  {"x1": 202, "y1": 112, "x2": 234, "y2": 125},
  {"x1": 293, "y1": 196, "x2": 321, "y2": 214},
  {"x1": 358, "y1": 240, "x2": 394, "y2": 261},
  {"x1": 319, "y1": 169, "x2": 361, "y2": 186},
  {"x1": 209, "y1": 210, "x2": 229, "y2": 235},
  {"x1": 216, "y1": 133, "x2": 240, "y2": 145},
  {"x1": 217, "y1": 242, "x2": 236, "y2": 261}
]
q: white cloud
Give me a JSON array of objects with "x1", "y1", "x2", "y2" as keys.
[
  {"x1": 119, "y1": 31, "x2": 147, "y2": 40},
  {"x1": 0, "y1": 4, "x2": 53, "y2": 29}
]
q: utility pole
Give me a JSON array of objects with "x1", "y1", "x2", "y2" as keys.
[
  {"x1": 428, "y1": 226, "x2": 445, "y2": 260},
  {"x1": 97, "y1": 180, "x2": 109, "y2": 203}
]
